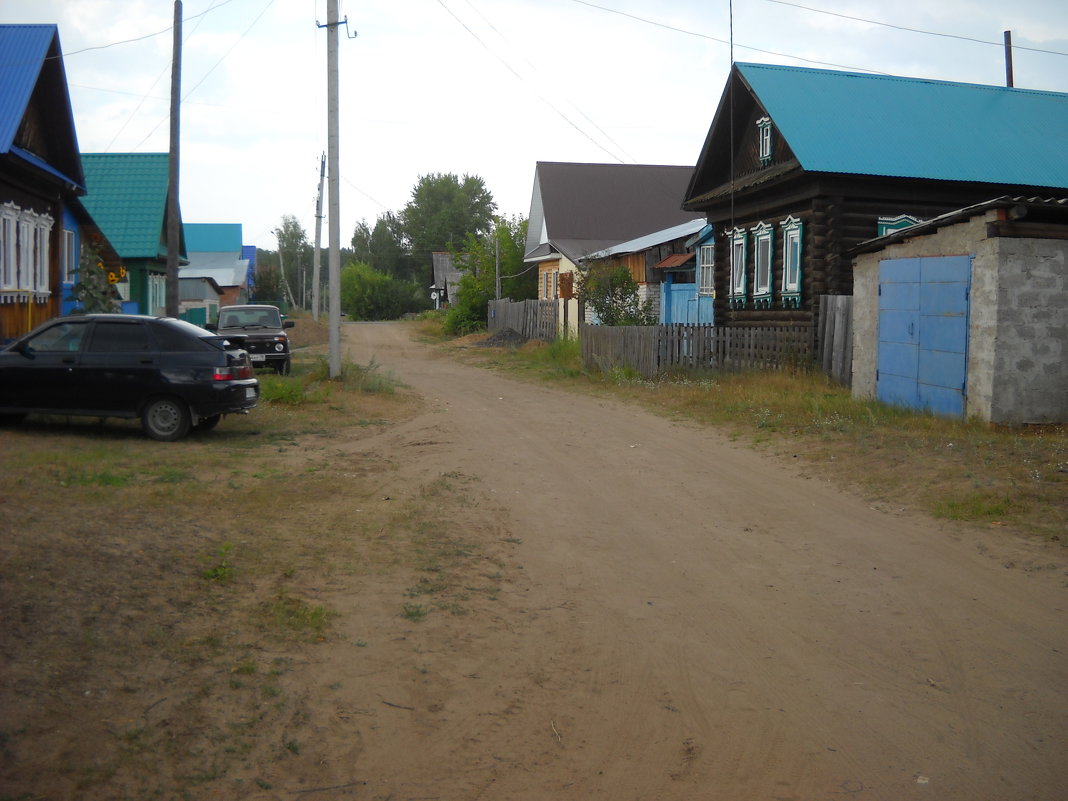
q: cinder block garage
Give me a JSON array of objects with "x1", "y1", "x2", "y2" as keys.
[{"x1": 850, "y1": 197, "x2": 1068, "y2": 424}]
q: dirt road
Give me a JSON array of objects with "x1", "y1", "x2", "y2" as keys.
[{"x1": 335, "y1": 321, "x2": 1066, "y2": 801}]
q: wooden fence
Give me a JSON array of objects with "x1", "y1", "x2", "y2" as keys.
[
  {"x1": 487, "y1": 298, "x2": 558, "y2": 341},
  {"x1": 818, "y1": 295, "x2": 853, "y2": 387},
  {"x1": 581, "y1": 323, "x2": 815, "y2": 380}
]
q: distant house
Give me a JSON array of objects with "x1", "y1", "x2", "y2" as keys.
[
  {"x1": 178, "y1": 275, "x2": 223, "y2": 327},
  {"x1": 79, "y1": 152, "x2": 186, "y2": 315},
  {"x1": 850, "y1": 196, "x2": 1068, "y2": 423},
  {"x1": 431, "y1": 251, "x2": 464, "y2": 308},
  {"x1": 682, "y1": 63, "x2": 1068, "y2": 338},
  {"x1": 182, "y1": 223, "x2": 250, "y2": 309},
  {"x1": 524, "y1": 162, "x2": 702, "y2": 334},
  {"x1": 583, "y1": 219, "x2": 707, "y2": 324},
  {"x1": 0, "y1": 24, "x2": 118, "y2": 339}
]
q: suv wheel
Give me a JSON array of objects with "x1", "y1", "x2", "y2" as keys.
[
  {"x1": 142, "y1": 396, "x2": 192, "y2": 441},
  {"x1": 276, "y1": 358, "x2": 291, "y2": 375}
]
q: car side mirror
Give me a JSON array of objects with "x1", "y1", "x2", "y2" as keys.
[
  {"x1": 16, "y1": 342, "x2": 35, "y2": 359},
  {"x1": 283, "y1": 320, "x2": 295, "y2": 329},
  {"x1": 205, "y1": 323, "x2": 217, "y2": 332}
]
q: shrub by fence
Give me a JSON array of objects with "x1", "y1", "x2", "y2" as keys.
[
  {"x1": 581, "y1": 323, "x2": 814, "y2": 380},
  {"x1": 487, "y1": 299, "x2": 557, "y2": 341}
]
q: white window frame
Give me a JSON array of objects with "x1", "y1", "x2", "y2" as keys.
[
  {"x1": 33, "y1": 219, "x2": 51, "y2": 293},
  {"x1": 781, "y1": 215, "x2": 803, "y2": 297},
  {"x1": 729, "y1": 228, "x2": 747, "y2": 300},
  {"x1": 0, "y1": 205, "x2": 15, "y2": 290},
  {"x1": 698, "y1": 244, "x2": 714, "y2": 296},
  {"x1": 876, "y1": 214, "x2": 923, "y2": 237},
  {"x1": 542, "y1": 269, "x2": 551, "y2": 299},
  {"x1": 751, "y1": 222, "x2": 773, "y2": 298},
  {"x1": 757, "y1": 116, "x2": 773, "y2": 165},
  {"x1": 62, "y1": 229, "x2": 77, "y2": 284},
  {"x1": 551, "y1": 270, "x2": 558, "y2": 299},
  {"x1": 149, "y1": 273, "x2": 166, "y2": 315}
]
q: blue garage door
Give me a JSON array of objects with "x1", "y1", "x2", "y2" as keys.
[{"x1": 877, "y1": 255, "x2": 971, "y2": 417}]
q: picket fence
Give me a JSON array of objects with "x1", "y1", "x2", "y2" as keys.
[{"x1": 581, "y1": 323, "x2": 814, "y2": 380}]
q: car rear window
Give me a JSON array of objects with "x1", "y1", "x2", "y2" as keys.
[{"x1": 150, "y1": 320, "x2": 212, "y2": 352}]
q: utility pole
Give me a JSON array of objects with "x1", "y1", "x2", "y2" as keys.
[
  {"x1": 494, "y1": 225, "x2": 501, "y2": 300},
  {"x1": 1004, "y1": 30, "x2": 1014, "y2": 88},
  {"x1": 312, "y1": 153, "x2": 325, "y2": 320},
  {"x1": 325, "y1": 0, "x2": 342, "y2": 377},
  {"x1": 165, "y1": 0, "x2": 182, "y2": 317}
]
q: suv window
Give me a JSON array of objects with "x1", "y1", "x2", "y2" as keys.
[{"x1": 219, "y1": 308, "x2": 281, "y2": 328}]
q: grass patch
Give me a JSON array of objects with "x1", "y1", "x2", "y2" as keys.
[{"x1": 262, "y1": 591, "x2": 333, "y2": 639}]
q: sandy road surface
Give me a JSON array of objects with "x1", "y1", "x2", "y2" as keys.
[{"x1": 338, "y1": 321, "x2": 1066, "y2": 801}]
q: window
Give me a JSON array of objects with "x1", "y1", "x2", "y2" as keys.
[
  {"x1": 698, "y1": 244, "x2": 714, "y2": 295},
  {"x1": 88, "y1": 321, "x2": 153, "y2": 353},
  {"x1": 62, "y1": 229, "x2": 77, "y2": 284},
  {"x1": 729, "y1": 228, "x2": 747, "y2": 302},
  {"x1": 876, "y1": 214, "x2": 923, "y2": 236},
  {"x1": 543, "y1": 270, "x2": 551, "y2": 299},
  {"x1": 0, "y1": 207, "x2": 14, "y2": 290},
  {"x1": 0, "y1": 204, "x2": 53, "y2": 298},
  {"x1": 781, "y1": 215, "x2": 803, "y2": 306},
  {"x1": 148, "y1": 273, "x2": 166, "y2": 315},
  {"x1": 751, "y1": 222, "x2": 772, "y2": 299},
  {"x1": 756, "y1": 116, "x2": 773, "y2": 165},
  {"x1": 551, "y1": 270, "x2": 558, "y2": 299},
  {"x1": 28, "y1": 319, "x2": 89, "y2": 352}
]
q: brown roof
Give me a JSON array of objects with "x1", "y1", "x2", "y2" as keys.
[{"x1": 653, "y1": 252, "x2": 696, "y2": 269}]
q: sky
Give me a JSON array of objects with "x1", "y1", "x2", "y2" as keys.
[{"x1": 3, "y1": 0, "x2": 1067, "y2": 252}]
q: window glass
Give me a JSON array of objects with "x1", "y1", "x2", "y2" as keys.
[
  {"x1": 63, "y1": 230, "x2": 77, "y2": 284},
  {"x1": 151, "y1": 320, "x2": 208, "y2": 352},
  {"x1": 730, "y1": 229, "x2": 747, "y2": 298},
  {"x1": 699, "y1": 245, "x2": 714, "y2": 295},
  {"x1": 88, "y1": 321, "x2": 154, "y2": 353},
  {"x1": 29, "y1": 320, "x2": 89, "y2": 352},
  {"x1": 752, "y1": 223, "x2": 772, "y2": 297}
]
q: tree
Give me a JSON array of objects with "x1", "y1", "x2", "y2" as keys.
[
  {"x1": 274, "y1": 214, "x2": 310, "y2": 308},
  {"x1": 340, "y1": 261, "x2": 430, "y2": 321},
  {"x1": 352, "y1": 212, "x2": 417, "y2": 282},
  {"x1": 444, "y1": 216, "x2": 532, "y2": 335},
  {"x1": 576, "y1": 262, "x2": 656, "y2": 326},
  {"x1": 400, "y1": 173, "x2": 496, "y2": 283}
]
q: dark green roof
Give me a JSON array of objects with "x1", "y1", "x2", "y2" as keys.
[{"x1": 80, "y1": 153, "x2": 175, "y2": 258}]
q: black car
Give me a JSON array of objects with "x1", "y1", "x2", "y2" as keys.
[
  {"x1": 208, "y1": 304, "x2": 294, "y2": 374},
  {"x1": 0, "y1": 314, "x2": 259, "y2": 441}
]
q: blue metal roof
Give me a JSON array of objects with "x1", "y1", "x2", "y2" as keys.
[
  {"x1": 737, "y1": 62, "x2": 1068, "y2": 189},
  {"x1": 0, "y1": 25, "x2": 53, "y2": 153}
]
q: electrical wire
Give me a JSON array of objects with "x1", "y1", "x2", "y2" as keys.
[
  {"x1": 59, "y1": 0, "x2": 239, "y2": 58},
  {"x1": 434, "y1": 0, "x2": 627, "y2": 163},
  {"x1": 765, "y1": 0, "x2": 1068, "y2": 58}
]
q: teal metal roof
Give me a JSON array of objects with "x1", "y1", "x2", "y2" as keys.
[
  {"x1": 185, "y1": 223, "x2": 243, "y2": 253},
  {"x1": 737, "y1": 62, "x2": 1068, "y2": 189},
  {"x1": 80, "y1": 153, "x2": 171, "y2": 258}
]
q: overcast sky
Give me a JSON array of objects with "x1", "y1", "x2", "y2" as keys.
[{"x1": 3, "y1": 0, "x2": 1067, "y2": 251}]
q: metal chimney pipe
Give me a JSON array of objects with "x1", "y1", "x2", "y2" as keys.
[{"x1": 1004, "y1": 30, "x2": 1014, "y2": 87}]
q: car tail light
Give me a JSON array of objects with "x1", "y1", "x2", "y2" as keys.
[{"x1": 214, "y1": 364, "x2": 253, "y2": 381}]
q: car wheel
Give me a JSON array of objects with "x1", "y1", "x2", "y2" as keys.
[
  {"x1": 276, "y1": 358, "x2": 291, "y2": 375},
  {"x1": 193, "y1": 414, "x2": 221, "y2": 432},
  {"x1": 141, "y1": 396, "x2": 191, "y2": 442}
]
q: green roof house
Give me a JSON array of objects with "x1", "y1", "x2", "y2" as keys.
[{"x1": 79, "y1": 153, "x2": 186, "y2": 315}]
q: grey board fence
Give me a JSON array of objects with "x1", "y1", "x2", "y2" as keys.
[
  {"x1": 581, "y1": 322, "x2": 815, "y2": 380},
  {"x1": 818, "y1": 295, "x2": 853, "y2": 387},
  {"x1": 487, "y1": 298, "x2": 557, "y2": 341}
]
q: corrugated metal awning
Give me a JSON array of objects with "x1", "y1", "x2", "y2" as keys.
[{"x1": 653, "y1": 252, "x2": 696, "y2": 269}]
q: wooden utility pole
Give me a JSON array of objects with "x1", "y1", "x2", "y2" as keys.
[
  {"x1": 165, "y1": 0, "x2": 182, "y2": 317},
  {"x1": 1004, "y1": 30, "x2": 1014, "y2": 88},
  {"x1": 326, "y1": 0, "x2": 342, "y2": 377},
  {"x1": 312, "y1": 153, "x2": 325, "y2": 320}
]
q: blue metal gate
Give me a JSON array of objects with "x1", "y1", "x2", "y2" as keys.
[{"x1": 877, "y1": 255, "x2": 971, "y2": 417}]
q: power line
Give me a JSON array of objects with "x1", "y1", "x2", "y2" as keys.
[
  {"x1": 569, "y1": 0, "x2": 892, "y2": 75},
  {"x1": 59, "y1": 0, "x2": 239, "y2": 57},
  {"x1": 765, "y1": 0, "x2": 1068, "y2": 58},
  {"x1": 434, "y1": 0, "x2": 628, "y2": 162}
]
